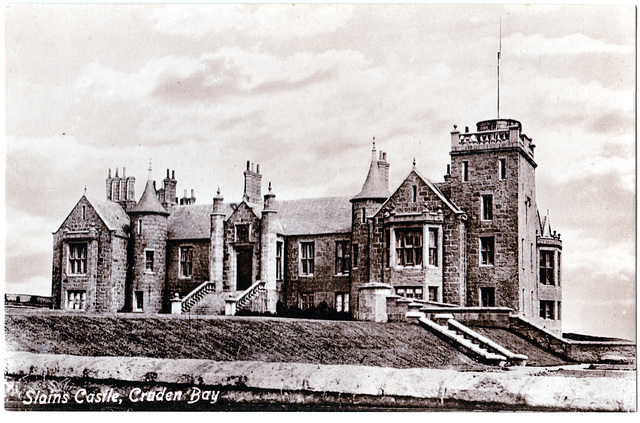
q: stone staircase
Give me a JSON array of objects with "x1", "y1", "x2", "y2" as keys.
[
  {"x1": 413, "y1": 312, "x2": 527, "y2": 366},
  {"x1": 225, "y1": 281, "x2": 267, "y2": 315},
  {"x1": 181, "y1": 281, "x2": 217, "y2": 314}
]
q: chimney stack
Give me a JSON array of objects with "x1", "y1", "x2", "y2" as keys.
[{"x1": 243, "y1": 161, "x2": 263, "y2": 205}]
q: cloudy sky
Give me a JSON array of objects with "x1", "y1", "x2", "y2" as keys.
[{"x1": 4, "y1": 4, "x2": 635, "y2": 340}]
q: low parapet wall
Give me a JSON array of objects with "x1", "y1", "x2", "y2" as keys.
[
  {"x1": 4, "y1": 352, "x2": 636, "y2": 411},
  {"x1": 508, "y1": 316, "x2": 636, "y2": 364}
]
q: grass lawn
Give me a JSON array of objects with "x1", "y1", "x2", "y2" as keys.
[{"x1": 5, "y1": 311, "x2": 486, "y2": 369}]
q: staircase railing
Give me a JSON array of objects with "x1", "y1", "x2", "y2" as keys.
[
  {"x1": 225, "y1": 280, "x2": 267, "y2": 316},
  {"x1": 181, "y1": 281, "x2": 216, "y2": 313}
]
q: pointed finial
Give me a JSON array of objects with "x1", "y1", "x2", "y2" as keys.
[
  {"x1": 84, "y1": 185, "x2": 87, "y2": 195},
  {"x1": 268, "y1": 181, "x2": 272, "y2": 192},
  {"x1": 217, "y1": 186, "x2": 221, "y2": 195},
  {"x1": 413, "y1": 157, "x2": 416, "y2": 167},
  {"x1": 148, "y1": 158, "x2": 152, "y2": 172},
  {"x1": 372, "y1": 136, "x2": 376, "y2": 150}
]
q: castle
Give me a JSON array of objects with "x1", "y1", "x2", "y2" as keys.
[{"x1": 51, "y1": 118, "x2": 563, "y2": 333}]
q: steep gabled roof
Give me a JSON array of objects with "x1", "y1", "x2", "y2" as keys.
[
  {"x1": 275, "y1": 196, "x2": 352, "y2": 235},
  {"x1": 55, "y1": 196, "x2": 130, "y2": 237},
  {"x1": 538, "y1": 208, "x2": 554, "y2": 237},
  {"x1": 90, "y1": 198, "x2": 131, "y2": 237},
  {"x1": 375, "y1": 167, "x2": 464, "y2": 217}
]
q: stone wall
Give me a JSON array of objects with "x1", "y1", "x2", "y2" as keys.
[
  {"x1": 284, "y1": 233, "x2": 351, "y2": 310},
  {"x1": 166, "y1": 239, "x2": 210, "y2": 297}
]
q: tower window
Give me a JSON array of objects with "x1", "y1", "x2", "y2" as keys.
[
  {"x1": 396, "y1": 228, "x2": 422, "y2": 267},
  {"x1": 498, "y1": 158, "x2": 506, "y2": 180},
  {"x1": 480, "y1": 287, "x2": 495, "y2": 307},
  {"x1": 462, "y1": 161, "x2": 469, "y2": 182},
  {"x1": 540, "y1": 300, "x2": 555, "y2": 320},
  {"x1": 300, "y1": 242, "x2": 315, "y2": 275},
  {"x1": 179, "y1": 246, "x2": 193, "y2": 278},
  {"x1": 480, "y1": 236, "x2": 495, "y2": 266},
  {"x1": 361, "y1": 207, "x2": 366, "y2": 224},
  {"x1": 481, "y1": 194, "x2": 493, "y2": 220},
  {"x1": 134, "y1": 291, "x2": 144, "y2": 312},
  {"x1": 276, "y1": 241, "x2": 283, "y2": 281},
  {"x1": 68, "y1": 243, "x2": 87, "y2": 275},
  {"x1": 352, "y1": 244, "x2": 359, "y2": 269},
  {"x1": 137, "y1": 219, "x2": 143, "y2": 235},
  {"x1": 540, "y1": 251, "x2": 555, "y2": 285},
  {"x1": 145, "y1": 250, "x2": 155, "y2": 273}
]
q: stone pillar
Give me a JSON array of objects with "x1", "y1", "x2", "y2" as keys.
[
  {"x1": 261, "y1": 183, "x2": 277, "y2": 313},
  {"x1": 170, "y1": 293, "x2": 182, "y2": 315},
  {"x1": 357, "y1": 282, "x2": 393, "y2": 322},
  {"x1": 210, "y1": 189, "x2": 225, "y2": 292}
]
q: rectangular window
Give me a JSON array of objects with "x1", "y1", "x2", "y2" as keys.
[
  {"x1": 361, "y1": 207, "x2": 366, "y2": 224},
  {"x1": 335, "y1": 292, "x2": 350, "y2": 313},
  {"x1": 335, "y1": 241, "x2": 350, "y2": 275},
  {"x1": 428, "y1": 287, "x2": 438, "y2": 302},
  {"x1": 498, "y1": 158, "x2": 506, "y2": 180},
  {"x1": 137, "y1": 219, "x2": 143, "y2": 235},
  {"x1": 66, "y1": 290, "x2": 86, "y2": 310},
  {"x1": 235, "y1": 224, "x2": 250, "y2": 243},
  {"x1": 557, "y1": 301, "x2": 562, "y2": 320},
  {"x1": 276, "y1": 241, "x2": 283, "y2": 280},
  {"x1": 82, "y1": 206, "x2": 86, "y2": 220},
  {"x1": 145, "y1": 250, "x2": 154, "y2": 273},
  {"x1": 396, "y1": 287, "x2": 423, "y2": 300},
  {"x1": 540, "y1": 300, "x2": 555, "y2": 320},
  {"x1": 481, "y1": 194, "x2": 493, "y2": 220},
  {"x1": 300, "y1": 292, "x2": 314, "y2": 310},
  {"x1": 462, "y1": 161, "x2": 469, "y2": 182},
  {"x1": 557, "y1": 253, "x2": 562, "y2": 286},
  {"x1": 480, "y1": 237, "x2": 495, "y2": 266},
  {"x1": 428, "y1": 228, "x2": 438, "y2": 266},
  {"x1": 540, "y1": 251, "x2": 555, "y2": 285},
  {"x1": 180, "y1": 246, "x2": 193, "y2": 278},
  {"x1": 412, "y1": 185, "x2": 418, "y2": 202},
  {"x1": 396, "y1": 228, "x2": 422, "y2": 267},
  {"x1": 300, "y1": 242, "x2": 315, "y2": 275},
  {"x1": 480, "y1": 287, "x2": 495, "y2": 307},
  {"x1": 68, "y1": 243, "x2": 87, "y2": 275},
  {"x1": 352, "y1": 244, "x2": 359, "y2": 268},
  {"x1": 134, "y1": 291, "x2": 144, "y2": 312}
]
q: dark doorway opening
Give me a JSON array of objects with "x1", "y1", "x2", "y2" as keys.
[{"x1": 236, "y1": 248, "x2": 253, "y2": 291}]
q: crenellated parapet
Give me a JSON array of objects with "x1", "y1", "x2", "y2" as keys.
[{"x1": 451, "y1": 119, "x2": 536, "y2": 165}]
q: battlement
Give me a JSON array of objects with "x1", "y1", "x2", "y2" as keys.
[{"x1": 450, "y1": 119, "x2": 535, "y2": 162}]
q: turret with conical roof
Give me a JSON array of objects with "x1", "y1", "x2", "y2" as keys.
[
  {"x1": 128, "y1": 160, "x2": 169, "y2": 314},
  {"x1": 349, "y1": 139, "x2": 391, "y2": 313}
]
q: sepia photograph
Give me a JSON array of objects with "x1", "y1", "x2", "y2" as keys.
[{"x1": 3, "y1": 3, "x2": 636, "y2": 412}]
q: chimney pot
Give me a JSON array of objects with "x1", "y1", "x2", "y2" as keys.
[
  {"x1": 383, "y1": 152, "x2": 387, "y2": 161},
  {"x1": 191, "y1": 189, "x2": 194, "y2": 197},
  {"x1": 172, "y1": 170, "x2": 175, "y2": 179},
  {"x1": 167, "y1": 169, "x2": 170, "y2": 178},
  {"x1": 446, "y1": 164, "x2": 450, "y2": 174},
  {"x1": 123, "y1": 167, "x2": 126, "y2": 177},
  {"x1": 256, "y1": 164, "x2": 260, "y2": 174},
  {"x1": 115, "y1": 167, "x2": 119, "y2": 178},
  {"x1": 251, "y1": 162, "x2": 254, "y2": 172},
  {"x1": 108, "y1": 168, "x2": 112, "y2": 178},
  {"x1": 184, "y1": 189, "x2": 187, "y2": 197},
  {"x1": 246, "y1": 160, "x2": 250, "y2": 170}
]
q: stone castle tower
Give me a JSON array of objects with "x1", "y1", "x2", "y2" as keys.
[
  {"x1": 446, "y1": 119, "x2": 538, "y2": 315},
  {"x1": 128, "y1": 163, "x2": 169, "y2": 314}
]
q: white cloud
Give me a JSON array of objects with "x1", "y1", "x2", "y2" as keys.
[
  {"x1": 151, "y1": 4, "x2": 355, "y2": 39},
  {"x1": 505, "y1": 32, "x2": 633, "y2": 57}
]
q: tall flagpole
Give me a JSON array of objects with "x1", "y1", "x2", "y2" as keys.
[{"x1": 497, "y1": 16, "x2": 502, "y2": 119}]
